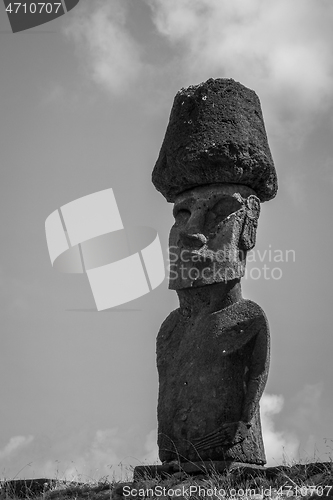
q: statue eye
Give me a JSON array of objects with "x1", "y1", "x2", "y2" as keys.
[
  {"x1": 204, "y1": 197, "x2": 243, "y2": 232},
  {"x1": 212, "y1": 198, "x2": 243, "y2": 220}
]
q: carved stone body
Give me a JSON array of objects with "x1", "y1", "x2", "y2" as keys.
[
  {"x1": 155, "y1": 181, "x2": 269, "y2": 465},
  {"x1": 157, "y1": 290, "x2": 269, "y2": 464}
]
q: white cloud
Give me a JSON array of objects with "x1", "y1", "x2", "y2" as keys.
[
  {"x1": 261, "y1": 393, "x2": 299, "y2": 465},
  {"x1": 37, "y1": 428, "x2": 158, "y2": 482},
  {"x1": 64, "y1": 0, "x2": 333, "y2": 136},
  {"x1": 61, "y1": 428, "x2": 125, "y2": 481},
  {"x1": 0, "y1": 426, "x2": 159, "y2": 482},
  {"x1": 0, "y1": 435, "x2": 34, "y2": 460},
  {"x1": 64, "y1": 0, "x2": 145, "y2": 95},
  {"x1": 148, "y1": 0, "x2": 333, "y2": 137}
]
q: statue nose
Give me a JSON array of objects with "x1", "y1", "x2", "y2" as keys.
[
  {"x1": 178, "y1": 209, "x2": 207, "y2": 249},
  {"x1": 179, "y1": 231, "x2": 207, "y2": 249}
]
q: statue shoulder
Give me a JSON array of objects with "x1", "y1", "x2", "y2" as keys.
[
  {"x1": 213, "y1": 298, "x2": 269, "y2": 339},
  {"x1": 240, "y1": 299, "x2": 269, "y2": 321},
  {"x1": 157, "y1": 308, "x2": 181, "y2": 337},
  {"x1": 238, "y1": 299, "x2": 270, "y2": 338},
  {"x1": 156, "y1": 309, "x2": 182, "y2": 356}
]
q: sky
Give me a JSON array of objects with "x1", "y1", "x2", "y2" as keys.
[{"x1": 1, "y1": 0, "x2": 333, "y2": 482}]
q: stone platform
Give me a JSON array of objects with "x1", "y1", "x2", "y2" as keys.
[
  {"x1": 133, "y1": 461, "x2": 267, "y2": 481},
  {"x1": 133, "y1": 460, "x2": 333, "y2": 480},
  {"x1": 109, "y1": 461, "x2": 333, "y2": 499}
]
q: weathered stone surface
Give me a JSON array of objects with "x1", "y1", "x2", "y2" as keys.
[{"x1": 152, "y1": 78, "x2": 277, "y2": 203}]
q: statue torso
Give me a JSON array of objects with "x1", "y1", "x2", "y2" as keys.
[{"x1": 157, "y1": 298, "x2": 269, "y2": 463}]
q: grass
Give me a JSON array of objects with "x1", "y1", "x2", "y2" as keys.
[{"x1": 1, "y1": 456, "x2": 333, "y2": 499}]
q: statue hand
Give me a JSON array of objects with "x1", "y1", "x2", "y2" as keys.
[
  {"x1": 193, "y1": 421, "x2": 251, "y2": 450},
  {"x1": 220, "y1": 421, "x2": 251, "y2": 444}
]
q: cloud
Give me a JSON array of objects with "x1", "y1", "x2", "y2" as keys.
[
  {"x1": 64, "y1": 0, "x2": 145, "y2": 95},
  {"x1": 0, "y1": 425, "x2": 159, "y2": 482},
  {"x1": 260, "y1": 393, "x2": 299, "y2": 465},
  {"x1": 64, "y1": 0, "x2": 333, "y2": 137},
  {"x1": 60, "y1": 428, "x2": 160, "y2": 481},
  {"x1": 26, "y1": 427, "x2": 158, "y2": 482},
  {"x1": 148, "y1": 0, "x2": 333, "y2": 137},
  {"x1": 60, "y1": 428, "x2": 126, "y2": 481},
  {"x1": 0, "y1": 435, "x2": 34, "y2": 461}
]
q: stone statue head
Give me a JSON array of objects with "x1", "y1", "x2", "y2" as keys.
[
  {"x1": 169, "y1": 183, "x2": 260, "y2": 289},
  {"x1": 152, "y1": 78, "x2": 277, "y2": 290}
]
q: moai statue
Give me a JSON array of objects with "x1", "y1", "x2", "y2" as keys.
[{"x1": 152, "y1": 79, "x2": 278, "y2": 467}]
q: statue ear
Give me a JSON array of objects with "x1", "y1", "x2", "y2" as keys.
[{"x1": 239, "y1": 196, "x2": 260, "y2": 251}]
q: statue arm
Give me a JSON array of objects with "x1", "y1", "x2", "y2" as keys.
[
  {"x1": 240, "y1": 318, "x2": 270, "y2": 424},
  {"x1": 221, "y1": 318, "x2": 270, "y2": 445},
  {"x1": 193, "y1": 316, "x2": 269, "y2": 450}
]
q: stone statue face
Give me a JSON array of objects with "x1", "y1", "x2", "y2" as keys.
[{"x1": 168, "y1": 183, "x2": 260, "y2": 290}]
